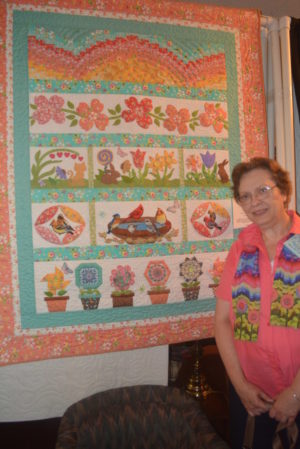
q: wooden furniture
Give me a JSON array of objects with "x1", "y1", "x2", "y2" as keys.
[{"x1": 169, "y1": 338, "x2": 230, "y2": 444}]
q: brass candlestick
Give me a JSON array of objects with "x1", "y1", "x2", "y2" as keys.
[{"x1": 185, "y1": 340, "x2": 213, "y2": 399}]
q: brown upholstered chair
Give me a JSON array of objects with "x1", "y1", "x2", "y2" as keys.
[{"x1": 56, "y1": 385, "x2": 230, "y2": 449}]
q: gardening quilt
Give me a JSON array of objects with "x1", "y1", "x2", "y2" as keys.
[{"x1": 0, "y1": 0, "x2": 268, "y2": 365}]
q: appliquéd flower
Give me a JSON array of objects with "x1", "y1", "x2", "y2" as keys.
[
  {"x1": 121, "y1": 97, "x2": 153, "y2": 129},
  {"x1": 32, "y1": 95, "x2": 65, "y2": 124},
  {"x1": 199, "y1": 103, "x2": 227, "y2": 133},
  {"x1": 163, "y1": 105, "x2": 190, "y2": 134},
  {"x1": 130, "y1": 148, "x2": 146, "y2": 169},
  {"x1": 76, "y1": 99, "x2": 108, "y2": 131}
]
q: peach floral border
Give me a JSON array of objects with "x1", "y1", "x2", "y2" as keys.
[{"x1": 0, "y1": 0, "x2": 268, "y2": 366}]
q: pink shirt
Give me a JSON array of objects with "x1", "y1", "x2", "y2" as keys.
[{"x1": 216, "y1": 211, "x2": 300, "y2": 397}]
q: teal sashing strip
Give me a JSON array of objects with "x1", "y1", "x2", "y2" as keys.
[
  {"x1": 32, "y1": 186, "x2": 233, "y2": 203},
  {"x1": 30, "y1": 133, "x2": 228, "y2": 150},
  {"x1": 34, "y1": 239, "x2": 235, "y2": 262},
  {"x1": 14, "y1": 9, "x2": 240, "y2": 330},
  {"x1": 29, "y1": 79, "x2": 226, "y2": 102}
]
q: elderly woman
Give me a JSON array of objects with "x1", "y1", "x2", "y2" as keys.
[{"x1": 215, "y1": 157, "x2": 300, "y2": 449}]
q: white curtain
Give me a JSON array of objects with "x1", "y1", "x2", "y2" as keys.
[
  {"x1": 294, "y1": 85, "x2": 300, "y2": 214},
  {"x1": 261, "y1": 16, "x2": 297, "y2": 210}
]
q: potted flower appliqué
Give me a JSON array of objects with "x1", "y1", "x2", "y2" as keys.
[
  {"x1": 179, "y1": 257, "x2": 203, "y2": 301},
  {"x1": 110, "y1": 265, "x2": 135, "y2": 307},
  {"x1": 42, "y1": 267, "x2": 70, "y2": 312},
  {"x1": 144, "y1": 260, "x2": 171, "y2": 304},
  {"x1": 75, "y1": 263, "x2": 102, "y2": 310},
  {"x1": 208, "y1": 257, "x2": 225, "y2": 296}
]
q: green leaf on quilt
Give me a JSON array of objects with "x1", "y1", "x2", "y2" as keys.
[
  {"x1": 31, "y1": 165, "x2": 37, "y2": 177},
  {"x1": 39, "y1": 167, "x2": 56, "y2": 179},
  {"x1": 47, "y1": 177, "x2": 57, "y2": 186},
  {"x1": 165, "y1": 169, "x2": 174, "y2": 180},
  {"x1": 34, "y1": 150, "x2": 41, "y2": 163},
  {"x1": 212, "y1": 162, "x2": 217, "y2": 175},
  {"x1": 121, "y1": 175, "x2": 134, "y2": 184},
  {"x1": 57, "y1": 290, "x2": 67, "y2": 296},
  {"x1": 39, "y1": 160, "x2": 59, "y2": 171}
]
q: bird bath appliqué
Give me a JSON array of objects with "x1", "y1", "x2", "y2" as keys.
[{"x1": 101, "y1": 203, "x2": 178, "y2": 245}]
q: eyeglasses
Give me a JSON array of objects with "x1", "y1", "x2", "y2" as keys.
[{"x1": 237, "y1": 185, "x2": 277, "y2": 207}]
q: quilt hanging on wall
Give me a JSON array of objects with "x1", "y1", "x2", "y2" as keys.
[{"x1": 0, "y1": 0, "x2": 268, "y2": 366}]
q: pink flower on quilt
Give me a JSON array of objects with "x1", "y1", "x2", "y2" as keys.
[
  {"x1": 280, "y1": 294, "x2": 294, "y2": 309},
  {"x1": 76, "y1": 99, "x2": 108, "y2": 131},
  {"x1": 32, "y1": 95, "x2": 65, "y2": 124},
  {"x1": 199, "y1": 103, "x2": 227, "y2": 133},
  {"x1": 163, "y1": 105, "x2": 190, "y2": 134},
  {"x1": 121, "y1": 97, "x2": 153, "y2": 129},
  {"x1": 130, "y1": 148, "x2": 146, "y2": 168}
]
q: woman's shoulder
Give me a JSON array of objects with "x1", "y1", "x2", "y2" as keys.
[{"x1": 236, "y1": 222, "x2": 261, "y2": 246}]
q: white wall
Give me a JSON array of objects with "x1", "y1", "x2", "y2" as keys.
[{"x1": 0, "y1": 346, "x2": 168, "y2": 421}]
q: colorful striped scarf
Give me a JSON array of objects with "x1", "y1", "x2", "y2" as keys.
[{"x1": 232, "y1": 237, "x2": 300, "y2": 341}]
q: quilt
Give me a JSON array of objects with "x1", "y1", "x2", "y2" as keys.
[{"x1": 0, "y1": 0, "x2": 268, "y2": 366}]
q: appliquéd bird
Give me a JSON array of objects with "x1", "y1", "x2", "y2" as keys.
[
  {"x1": 127, "y1": 224, "x2": 137, "y2": 233},
  {"x1": 107, "y1": 213, "x2": 121, "y2": 234},
  {"x1": 155, "y1": 208, "x2": 167, "y2": 225},
  {"x1": 127, "y1": 203, "x2": 144, "y2": 220},
  {"x1": 50, "y1": 214, "x2": 75, "y2": 235},
  {"x1": 204, "y1": 210, "x2": 222, "y2": 230},
  {"x1": 144, "y1": 218, "x2": 157, "y2": 234}
]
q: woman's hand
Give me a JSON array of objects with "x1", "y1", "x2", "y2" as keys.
[
  {"x1": 215, "y1": 300, "x2": 274, "y2": 417},
  {"x1": 236, "y1": 380, "x2": 274, "y2": 416},
  {"x1": 269, "y1": 388, "x2": 300, "y2": 425}
]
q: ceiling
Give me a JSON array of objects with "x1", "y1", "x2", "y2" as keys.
[{"x1": 180, "y1": 0, "x2": 300, "y2": 18}]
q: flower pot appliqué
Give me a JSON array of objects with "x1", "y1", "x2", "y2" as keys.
[
  {"x1": 111, "y1": 292, "x2": 134, "y2": 307},
  {"x1": 44, "y1": 296, "x2": 69, "y2": 312},
  {"x1": 81, "y1": 297, "x2": 101, "y2": 310},
  {"x1": 148, "y1": 289, "x2": 170, "y2": 304},
  {"x1": 182, "y1": 286, "x2": 200, "y2": 301}
]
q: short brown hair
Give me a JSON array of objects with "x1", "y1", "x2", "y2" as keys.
[{"x1": 232, "y1": 157, "x2": 292, "y2": 208}]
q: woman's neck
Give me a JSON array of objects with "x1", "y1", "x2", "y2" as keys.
[{"x1": 260, "y1": 211, "x2": 292, "y2": 259}]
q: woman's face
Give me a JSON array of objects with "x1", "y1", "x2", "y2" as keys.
[{"x1": 238, "y1": 168, "x2": 287, "y2": 227}]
